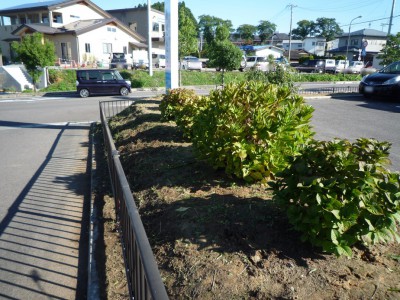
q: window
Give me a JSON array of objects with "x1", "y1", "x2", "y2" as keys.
[
  {"x1": 351, "y1": 39, "x2": 359, "y2": 46},
  {"x1": 27, "y1": 14, "x2": 39, "y2": 24},
  {"x1": 107, "y1": 27, "x2": 116, "y2": 32},
  {"x1": 312, "y1": 42, "x2": 316, "y2": 46},
  {"x1": 61, "y1": 42, "x2": 71, "y2": 60},
  {"x1": 152, "y1": 22, "x2": 159, "y2": 32},
  {"x1": 85, "y1": 43, "x2": 91, "y2": 53},
  {"x1": 129, "y1": 22, "x2": 137, "y2": 31},
  {"x1": 123, "y1": 46, "x2": 127, "y2": 54},
  {"x1": 103, "y1": 43, "x2": 112, "y2": 54},
  {"x1": 53, "y1": 12, "x2": 63, "y2": 23},
  {"x1": 42, "y1": 15, "x2": 49, "y2": 24}
]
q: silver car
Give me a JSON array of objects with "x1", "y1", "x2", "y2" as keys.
[{"x1": 181, "y1": 56, "x2": 202, "y2": 71}]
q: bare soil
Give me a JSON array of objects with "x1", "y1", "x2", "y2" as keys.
[{"x1": 102, "y1": 98, "x2": 400, "y2": 299}]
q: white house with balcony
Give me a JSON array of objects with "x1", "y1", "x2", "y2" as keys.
[
  {"x1": 0, "y1": 0, "x2": 147, "y2": 66},
  {"x1": 302, "y1": 36, "x2": 326, "y2": 57}
]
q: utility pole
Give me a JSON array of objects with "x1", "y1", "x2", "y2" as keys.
[
  {"x1": 287, "y1": 4, "x2": 297, "y2": 63},
  {"x1": 388, "y1": 0, "x2": 396, "y2": 35},
  {"x1": 147, "y1": 0, "x2": 153, "y2": 76}
]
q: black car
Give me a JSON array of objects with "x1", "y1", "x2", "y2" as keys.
[
  {"x1": 295, "y1": 59, "x2": 325, "y2": 73},
  {"x1": 76, "y1": 69, "x2": 131, "y2": 98},
  {"x1": 359, "y1": 61, "x2": 400, "y2": 98}
]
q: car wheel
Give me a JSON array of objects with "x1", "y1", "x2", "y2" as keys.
[
  {"x1": 79, "y1": 88, "x2": 89, "y2": 98},
  {"x1": 155, "y1": 63, "x2": 159, "y2": 68},
  {"x1": 120, "y1": 87, "x2": 129, "y2": 96}
]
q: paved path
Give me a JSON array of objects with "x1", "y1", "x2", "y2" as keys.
[{"x1": 0, "y1": 121, "x2": 91, "y2": 299}]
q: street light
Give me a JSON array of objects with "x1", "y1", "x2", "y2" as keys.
[{"x1": 345, "y1": 16, "x2": 362, "y2": 63}]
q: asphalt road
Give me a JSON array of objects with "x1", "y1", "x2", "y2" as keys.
[{"x1": 306, "y1": 94, "x2": 400, "y2": 172}]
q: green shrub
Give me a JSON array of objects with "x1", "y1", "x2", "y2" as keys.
[
  {"x1": 272, "y1": 138, "x2": 400, "y2": 257},
  {"x1": 246, "y1": 65, "x2": 297, "y2": 93},
  {"x1": 191, "y1": 81, "x2": 315, "y2": 183},
  {"x1": 160, "y1": 88, "x2": 210, "y2": 139},
  {"x1": 160, "y1": 88, "x2": 199, "y2": 121}
]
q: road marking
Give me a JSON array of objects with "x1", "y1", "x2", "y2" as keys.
[
  {"x1": 0, "y1": 97, "x2": 69, "y2": 103},
  {"x1": 0, "y1": 121, "x2": 92, "y2": 131}
]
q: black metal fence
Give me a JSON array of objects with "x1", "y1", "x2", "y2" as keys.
[
  {"x1": 298, "y1": 85, "x2": 359, "y2": 95},
  {"x1": 99, "y1": 100, "x2": 169, "y2": 300}
]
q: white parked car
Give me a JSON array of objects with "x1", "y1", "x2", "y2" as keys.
[
  {"x1": 344, "y1": 61, "x2": 365, "y2": 74},
  {"x1": 181, "y1": 56, "x2": 202, "y2": 71},
  {"x1": 334, "y1": 60, "x2": 349, "y2": 73},
  {"x1": 242, "y1": 56, "x2": 273, "y2": 71}
]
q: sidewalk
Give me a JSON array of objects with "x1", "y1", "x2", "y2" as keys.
[{"x1": 0, "y1": 122, "x2": 91, "y2": 299}]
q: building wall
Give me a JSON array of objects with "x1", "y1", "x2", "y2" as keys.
[
  {"x1": 77, "y1": 24, "x2": 145, "y2": 65},
  {"x1": 108, "y1": 8, "x2": 165, "y2": 48},
  {"x1": 338, "y1": 35, "x2": 386, "y2": 53},
  {"x1": 303, "y1": 37, "x2": 326, "y2": 56},
  {"x1": 51, "y1": 3, "x2": 104, "y2": 28}
]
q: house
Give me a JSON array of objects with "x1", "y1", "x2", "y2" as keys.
[
  {"x1": 269, "y1": 33, "x2": 290, "y2": 48},
  {"x1": 281, "y1": 39, "x2": 303, "y2": 51},
  {"x1": 107, "y1": 7, "x2": 165, "y2": 51},
  {"x1": 302, "y1": 36, "x2": 326, "y2": 57},
  {"x1": 0, "y1": 0, "x2": 147, "y2": 66},
  {"x1": 328, "y1": 29, "x2": 387, "y2": 65},
  {"x1": 240, "y1": 45, "x2": 285, "y2": 59}
]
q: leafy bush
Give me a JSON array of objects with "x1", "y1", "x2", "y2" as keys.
[
  {"x1": 160, "y1": 88, "x2": 199, "y2": 121},
  {"x1": 246, "y1": 65, "x2": 297, "y2": 93},
  {"x1": 191, "y1": 81, "x2": 314, "y2": 183},
  {"x1": 272, "y1": 138, "x2": 400, "y2": 257},
  {"x1": 160, "y1": 88, "x2": 211, "y2": 139}
]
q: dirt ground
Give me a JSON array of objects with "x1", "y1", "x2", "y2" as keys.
[{"x1": 102, "y1": 98, "x2": 400, "y2": 299}]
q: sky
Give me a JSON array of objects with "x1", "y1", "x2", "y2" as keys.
[{"x1": 1, "y1": 0, "x2": 399, "y2": 35}]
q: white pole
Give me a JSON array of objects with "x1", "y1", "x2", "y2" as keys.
[
  {"x1": 147, "y1": 0, "x2": 153, "y2": 76},
  {"x1": 165, "y1": 0, "x2": 179, "y2": 91}
]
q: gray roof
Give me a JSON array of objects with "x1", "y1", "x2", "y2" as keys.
[
  {"x1": 339, "y1": 28, "x2": 387, "y2": 38},
  {"x1": 12, "y1": 18, "x2": 116, "y2": 35}
]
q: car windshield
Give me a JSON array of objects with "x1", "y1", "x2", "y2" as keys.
[
  {"x1": 112, "y1": 53, "x2": 125, "y2": 59},
  {"x1": 380, "y1": 61, "x2": 400, "y2": 74},
  {"x1": 185, "y1": 57, "x2": 199, "y2": 61},
  {"x1": 113, "y1": 71, "x2": 124, "y2": 80}
]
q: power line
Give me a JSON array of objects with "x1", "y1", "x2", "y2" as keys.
[{"x1": 340, "y1": 14, "x2": 400, "y2": 27}]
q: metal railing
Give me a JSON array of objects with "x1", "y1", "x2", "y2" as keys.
[
  {"x1": 298, "y1": 85, "x2": 359, "y2": 95},
  {"x1": 99, "y1": 100, "x2": 169, "y2": 300}
]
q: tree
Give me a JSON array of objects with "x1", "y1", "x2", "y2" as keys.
[
  {"x1": 198, "y1": 15, "x2": 233, "y2": 45},
  {"x1": 292, "y1": 20, "x2": 316, "y2": 39},
  {"x1": 377, "y1": 33, "x2": 400, "y2": 65},
  {"x1": 178, "y1": 2, "x2": 198, "y2": 58},
  {"x1": 257, "y1": 20, "x2": 276, "y2": 44},
  {"x1": 314, "y1": 17, "x2": 343, "y2": 41},
  {"x1": 208, "y1": 25, "x2": 243, "y2": 86},
  {"x1": 235, "y1": 24, "x2": 257, "y2": 43},
  {"x1": 151, "y1": 1, "x2": 164, "y2": 11},
  {"x1": 11, "y1": 32, "x2": 55, "y2": 91}
]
